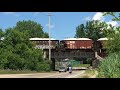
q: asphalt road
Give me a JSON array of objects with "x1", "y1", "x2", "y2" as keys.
[{"x1": 0, "y1": 70, "x2": 85, "y2": 78}]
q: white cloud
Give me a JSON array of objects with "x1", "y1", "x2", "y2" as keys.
[
  {"x1": 92, "y1": 12, "x2": 105, "y2": 22},
  {"x1": 92, "y1": 12, "x2": 119, "y2": 28},
  {"x1": 2, "y1": 12, "x2": 20, "y2": 17},
  {"x1": 85, "y1": 16, "x2": 91, "y2": 21},
  {"x1": 107, "y1": 21, "x2": 119, "y2": 28}
]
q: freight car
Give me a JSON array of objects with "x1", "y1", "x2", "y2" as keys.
[
  {"x1": 29, "y1": 38, "x2": 59, "y2": 49},
  {"x1": 97, "y1": 38, "x2": 108, "y2": 49},
  {"x1": 97, "y1": 38, "x2": 108, "y2": 58},
  {"x1": 61, "y1": 38, "x2": 93, "y2": 49}
]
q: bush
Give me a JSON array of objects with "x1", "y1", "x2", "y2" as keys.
[
  {"x1": 97, "y1": 52, "x2": 120, "y2": 78},
  {"x1": 0, "y1": 28, "x2": 51, "y2": 72},
  {"x1": 36, "y1": 61, "x2": 51, "y2": 72}
]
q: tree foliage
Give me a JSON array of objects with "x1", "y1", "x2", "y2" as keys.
[
  {"x1": 85, "y1": 20, "x2": 107, "y2": 41},
  {"x1": 75, "y1": 20, "x2": 108, "y2": 40},
  {"x1": 102, "y1": 12, "x2": 120, "y2": 53},
  {"x1": 96, "y1": 12, "x2": 120, "y2": 78},
  {"x1": 0, "y1": 29, "x2": 4, "y2": 39},
  {"x1": 106, "y1": 27, "x2": 120, "y2": 54},
  {"x1": 75, "y1": 24, "x2": 86, "y2": 38},
  {"x1": 103, "y1": 12, "x2": 120, "y2": 21},
  {"x1": 15, "y1": 20, "x2": 49, "y2": 38},
  {"x1": 0, "y1": 21, "x2": 51, "y2": 71}
]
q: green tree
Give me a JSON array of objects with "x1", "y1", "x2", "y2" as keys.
[
  {"x1": 95, "y1": 12, "x2": 120, "y2": 78},
  {"x1": 15, "y1": 20, "x2": 49, "y2": 38},
  {"x1": 102, "y1": 12, "x2": 120, "y2": 53},
  {"x1": 75, "y1": 24, "x2": 86, "y2": 38},
  {"x1": 0, "y1": 28, "x2": 51, "y2": 71},
  {"x1": 85, "y1": 20, "x2": 108, "y2": 57},
  {"x1": 0, "y1": 29, "x2": 4, "y2": 39},
  {"x1": 106, "y1": 27, "x2": 120, "y2": 53},
  {"x1": 103, "y1": 12, "x2": 120, "y2": 21}
]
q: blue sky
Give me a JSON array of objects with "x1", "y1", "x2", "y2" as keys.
[{"x1": 0, "y1": 12, "x2": 119, "y2": 40}]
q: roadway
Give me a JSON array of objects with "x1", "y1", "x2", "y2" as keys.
[{"x1": 0, "y1": 70, "x2": 85, "y2": 78}]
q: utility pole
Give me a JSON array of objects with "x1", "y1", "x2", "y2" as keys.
[{"x1": 47, "y1": 12, "x2": 52, "y2": 61}]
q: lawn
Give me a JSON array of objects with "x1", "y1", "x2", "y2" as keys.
[
  {"x1": 72, "y1": 64, "x2": 90, "y2": 67},
  {"x1": 0, "y1": 69, "x2": 38, "y2": 74}
]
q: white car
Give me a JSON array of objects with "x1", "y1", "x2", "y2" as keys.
[{"x1": 59, "y1": 66, "x2": 67, "y2": 72}]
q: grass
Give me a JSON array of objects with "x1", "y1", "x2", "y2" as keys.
[
  {"x1": 0, "y1": 69, "x2": 39, "y2": 74},
  {"x1": 72, "y1": 64, "x2": 90, "y2": 67},
  {"x1": 79, "y1": 69, "x2": 98, "y2": 78}
]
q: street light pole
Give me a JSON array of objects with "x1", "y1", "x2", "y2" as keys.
[{"x1": 47, "y1": 13, "x2": 52, "y2": 61}]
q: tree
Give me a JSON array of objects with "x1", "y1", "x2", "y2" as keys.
[
  {"x1": 0, "y1": 29, "x2": 4, "y2": 39},
  {"x1": 85, "y1": 20, "x2": 108, "y2": 57},
  {"x1": 105, "y1": 27, "x2": 120, "y2": 54},
  {"x1": 75, "y1": 24, "x2": 86, "y2": 38},
  {"x1": 103, "y1": 12, "x2": 120, "y2": 21},
  {"x1": 43, "y1": 32, "x2": 49, "y2": 38},
  {"x1": 15, "y1": 20, "x2": 49, "y2": 38},
  {"x1": 0, "y1": 28, "x2": 51, "y2": 71},
  {"x1": 96, "y1": 12, "x2": 120, "y2": 78},
  {"x1": 102, "y1": 12, "x2": 120, "y2": 53}
]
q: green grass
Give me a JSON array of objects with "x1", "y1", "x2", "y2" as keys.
[
  {"x1": 72, "y1": 64, "x2": 90, "y2": 67},
  {"x1": 0, "y1": 69, "x2": 39, "y2": 74}
]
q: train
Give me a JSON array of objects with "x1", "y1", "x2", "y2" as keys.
[
  {"x1": 1, "y1": 37, "x2": 108, "y2": 50},
  {"x1": 29, "y1": 38, "x2": 59, "y2": 49},
  {"x1": 29, "y1": 37, "x2": 108, "y2": 59},
  {"x1": 29, "y1": 38, "x2": 93, "y2": 49},
  {"x1": 29, "y1": 37, "x2": 108, "y2": 50},
  {"x1": 61, "y1": 38, "x2": 93, "y2": 49}
]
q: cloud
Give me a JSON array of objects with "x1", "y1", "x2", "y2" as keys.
[
  {"x1": 107, "y1": 21, "x2": 119, "y2": 28},
  {"x1": 2, "y1": 12, "x2": 20, "y2": 17},
  {"x1": 92, "y1": 12, "x2": 105, "y2": 22},
  {"x1": 85, "y1": 16, "x2": 91, "y2": 21}
]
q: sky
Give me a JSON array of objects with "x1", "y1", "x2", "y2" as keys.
[{"x1": 0, "y1": 12, "x2": 119, "y2": 40}]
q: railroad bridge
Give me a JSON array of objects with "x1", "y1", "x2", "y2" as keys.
[
  {"x1": 51, "y1": 50, "x2": 95, "y2": 59},
  {"x1": 30, "y1": 38, "x2": 107, "y2": 70}
]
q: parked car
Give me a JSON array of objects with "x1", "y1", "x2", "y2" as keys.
[{"x1": 59, "y1": 66, "x2": 67, "y2": 72}]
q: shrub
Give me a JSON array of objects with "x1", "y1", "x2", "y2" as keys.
[
  {"x1": 97, "y1": 52, "x2": 120, "y2": 78},
  {"x1": 36, "y1": 61, "x2": 51, "y2": 72}
]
